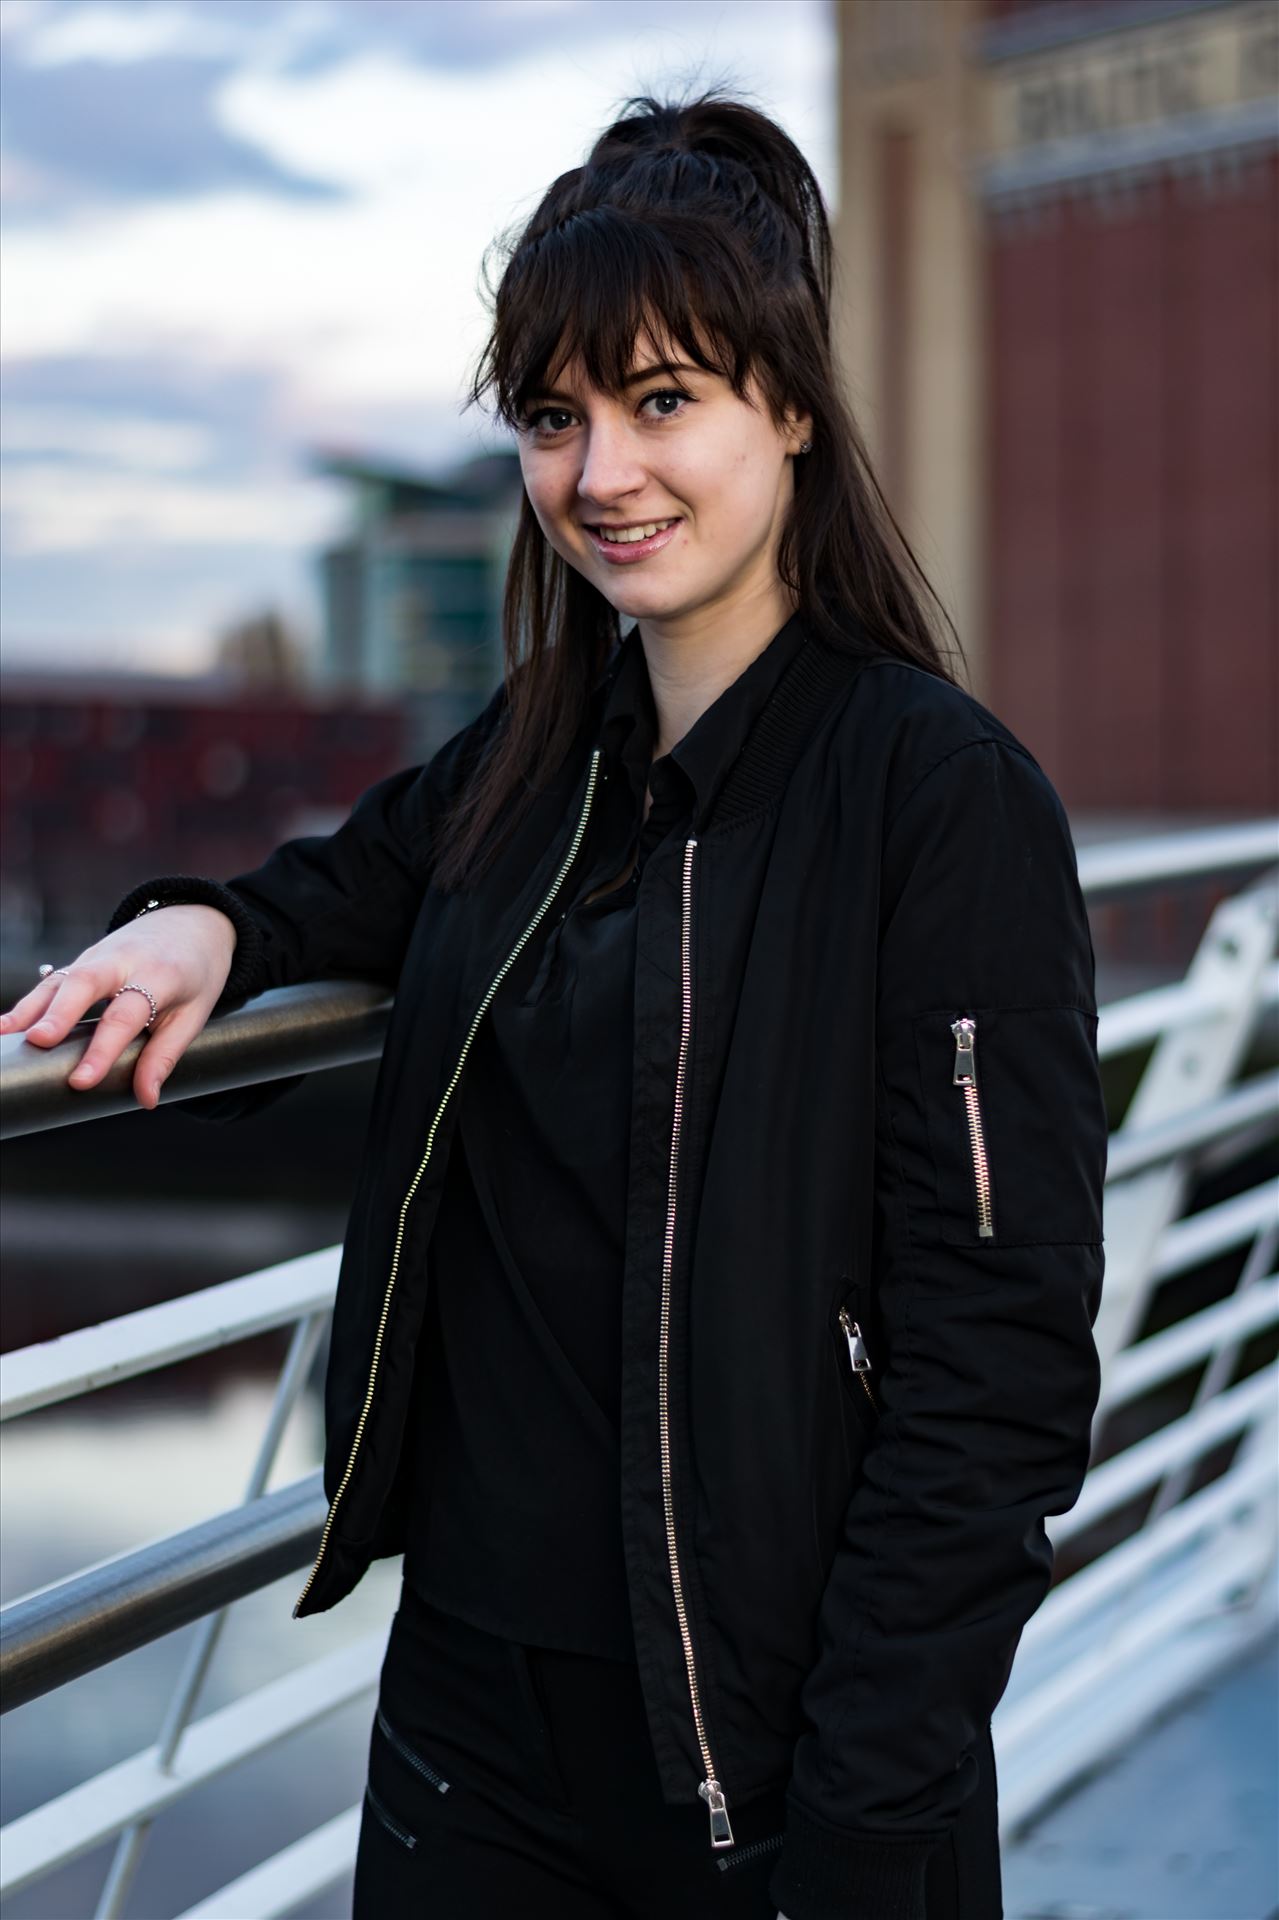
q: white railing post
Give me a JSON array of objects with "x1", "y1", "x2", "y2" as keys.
[
  {"x1": 1094, "y1": 874, "x2": 1278, "y2": 1377},
  {"x1": 1145, "y1": 1212, "x2": 1279, "y2": 1528},
  {"x1": 91, "y1": 1310, "x2": 330, "y2": 1920}
]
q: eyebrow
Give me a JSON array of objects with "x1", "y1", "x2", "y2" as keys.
[{"x1": 527, "y1": 362, "x2": 703, "y2": 404}]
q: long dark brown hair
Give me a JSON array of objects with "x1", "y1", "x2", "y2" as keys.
[{"x1": 433, "y1": 80, "x2": 967, "y2": 891}]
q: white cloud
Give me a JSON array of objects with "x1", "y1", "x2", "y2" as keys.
[
  {"x1": 3, "y1": 10, "x2": 834, "y2": 409},
  {"x1": 1, "y1": 406, "x2": 219, "y2": 469},
  {"x1": 0, "y1": 145, "x2": 62, "y2": 210},
  {"x1": 218, "y1": 14, "x2": 834, "y2": 201},
  {"x1": 0, "y1": 0, "x2": 54, "y2": 42},
  {"x1": 2, "y1": 460, "x2": 342, "y2": 554},
  {"x1": 17, "y1": 0, "x2": 268, "y2": 67}
]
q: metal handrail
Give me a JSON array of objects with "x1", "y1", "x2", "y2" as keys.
[
  {"x1": 0, "y1": 1248, "x2": 339, "y2": 1420},
  {"x1": 1, "y1": 819, "x2": 1275, "y2": 1142},
  {"x1": 0, "y1": 977, "x2": 391, "y2": 1138},
  {"x1": 1102, "y1": 1071, "x2": 1279, "y2": 1180},
  {"x1": 3, "y1": 1632, "x2": 385, "y2": 1901},
  {"x1": 1098, "y1": 964, "x2": 1279, "y2": 1059},
  {"x1": 1073, "y1": 818, "x2": 1278, "y2": 896},
  {"x1": 0, "y1": 1472, "x2": 325, "y2": 1713},
  {"x1": 9, "y1": 961, "x2": 1274, "y2": 1132}
]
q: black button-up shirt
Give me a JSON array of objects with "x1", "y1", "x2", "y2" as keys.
[{"x1": 400, "y1": 611, "x2": 810, "y2": 1658}]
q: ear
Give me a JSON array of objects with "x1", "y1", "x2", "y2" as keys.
[{"x1": 784, "y1": 405, "x2": 814, "y2": 456}]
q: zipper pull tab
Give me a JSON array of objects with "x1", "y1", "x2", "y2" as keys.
[
  {"x1": 838, "y1": 1306, "x2": 872, "y2": 1372},
  {"x1": 699, "y1": 1776, "x2": 735, "y2": 1847},
  {"x1": 951, "y1": 1016, "x2": 977, "y2": 1085}
]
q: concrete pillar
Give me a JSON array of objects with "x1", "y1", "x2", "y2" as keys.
[{"x1": 833, "y1": 0, "x2": 988, "y2": 689}]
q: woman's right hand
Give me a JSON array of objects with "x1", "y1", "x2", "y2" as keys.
[{"x1": 0, "y1": 904, "x2": 239, "y2": 1110}]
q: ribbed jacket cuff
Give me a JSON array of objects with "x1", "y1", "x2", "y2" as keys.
[
  {"x1": 768, "y1": 1798, "x2": 943, "y2": 1920},
  {"x1": 105, "y1": 875, "x2": 265, "y2": 1014}
]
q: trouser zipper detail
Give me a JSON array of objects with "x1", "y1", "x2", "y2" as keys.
[
  {"x1": 950, "y1": 1015, "x2": 995, "y2": 1239},
  {"x1": 293, "y1": 750, "x2": 603, "y2": 1614},
  {"x1": 837, "y1": 1305, "x2": 879, "y2": 1412},
  {"x1": 377, "y1": 1706, "x2": 451, "y2": 1792},
  {"x1": 364, "y1": 1781, "x2": 416, "y2": 1850},
  {"x1": 660, "y1": 836, "x2": 734, "y2": 1852}
]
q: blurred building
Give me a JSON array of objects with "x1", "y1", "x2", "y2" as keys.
[
  {"x1": 0, "y1": 446, "x2": 529, "y2": 978},
  {"x1": 0, "y1": 672, "x2": 407, "y2": 965},
  {"x1": 835, "y1": 0, "x2": 1277, "y2": 813},
  {"x1": 312, "y1": 446, "x2": 523, "y2": 761}
]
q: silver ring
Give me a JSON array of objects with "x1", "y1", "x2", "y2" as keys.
[
  {"x1": 38, "y1": 964, "x2": 73, "y2": 980},
  {"x1": 113, "y1": 982, "x2": 158, "y2": 1030}
]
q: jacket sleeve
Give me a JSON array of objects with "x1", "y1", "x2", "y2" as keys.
[
  {"x1": 101, "y1": 679, "x2": 511, "y2": 1124},
  {"x1": 770, "y1": 737, "x2": 1108, "y2": 1920}
]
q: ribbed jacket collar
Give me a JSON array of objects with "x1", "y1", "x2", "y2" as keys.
[{"x1": 593, "y1": 610, "x2": 812, "y2": 829}]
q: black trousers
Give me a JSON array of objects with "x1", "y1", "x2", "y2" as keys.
[
  {"x1": 352, "y1": 1580, "x2": 1004, "y2": 1917},
  {"x1": 352, "y1": 1580, "x2": 789, "y2": 1917}
]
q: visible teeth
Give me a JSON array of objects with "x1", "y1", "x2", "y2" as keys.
[{"x1": 597, "y1": 518, "x2": 678, "y2": 544}]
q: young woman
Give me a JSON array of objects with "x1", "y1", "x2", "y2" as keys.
[{"x1": 1, "y1": 90, "x2": 1108, "y2": 1920}]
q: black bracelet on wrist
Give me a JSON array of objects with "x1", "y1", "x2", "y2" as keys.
[{"x1": 105, "y1": 875, "x2": 266, "y2": 1012}]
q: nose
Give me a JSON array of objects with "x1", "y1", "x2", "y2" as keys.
[{"x1": 575, "y1": 417, "x2": 651, "y2": 519}]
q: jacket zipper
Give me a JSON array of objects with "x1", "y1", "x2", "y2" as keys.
[
  {"x1": 837, "y1": 1305, "x2": 878, "y2": 1413},
  {"x1": 713, "y1": 1829, "x2": 785, "y2": 1871},
  {"x1": 660, "y1": 836, "x2": 735, "y2": 1853},
  {"x1": 293, "y1": 749, "x2": 604, "y2": 1614},
  {"x1": 950, "y1": 1015, "x2": 995, "y2": 1239}
]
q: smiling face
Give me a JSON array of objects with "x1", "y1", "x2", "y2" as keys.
[{"x1": 515, "y1": 325, "x2": 812, "y2": 643}]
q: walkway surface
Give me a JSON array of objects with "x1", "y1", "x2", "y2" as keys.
[{"x1": 1003, "y1": 1635, "x2": 1279, "y2": 1919}]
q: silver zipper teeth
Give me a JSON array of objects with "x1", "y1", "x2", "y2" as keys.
[
  {"x1": 377, "y1": 1706, "x2": 451, "y2": 1792},
  {"x1": 293, "y1": 749, "x2": 604, "y2": 1615},
  {"x1": 714, "y1": 1831, "x2": 785, "y2": 1871},
  {"x1": 659, "y1": 837, "x2": 734, "y2": 1852},
  {"x1": 950, "y1": 1016, "x2": 994, "y2": 1239},
  {"x1": 364, "y1": 1782, "x2": 416, "y2": 1850},
  {"x1": 838, "y1": 1306, "x2": 878, "y2": 1411}
]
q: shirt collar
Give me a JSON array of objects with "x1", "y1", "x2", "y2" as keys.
[{"x1": 595, "y1": 609, "x2": 811, "y2": 825}]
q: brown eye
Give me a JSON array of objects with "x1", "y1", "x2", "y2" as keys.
[
  {"x1": 522, "y1": 407, "x2": 573, "y2": 435},
  {"x1": 640, "y1": 388, "x2": 693, "y2": 420}
]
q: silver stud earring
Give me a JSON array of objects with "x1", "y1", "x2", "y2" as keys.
[{"x1": 798, "y1": 440, "x2": 812, "y2": 454}]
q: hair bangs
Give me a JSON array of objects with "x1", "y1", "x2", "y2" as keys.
[{"x1": 476, "y1": 208, "x2": 763, "y2": 432}]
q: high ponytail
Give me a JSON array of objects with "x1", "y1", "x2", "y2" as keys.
[{"x1": 584, "y1": 91, "x2": 833, "y2": 326}]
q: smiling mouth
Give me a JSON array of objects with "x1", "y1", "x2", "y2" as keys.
[{"x1": 585, "y1": 516, "x2": 682, "y2": 544}]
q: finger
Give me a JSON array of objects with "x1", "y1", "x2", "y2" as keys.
[
  {"x1": 4, "y1": 964, "x2": 109, "y2": 1045},
  {"x1": 0, "y1": 973, "x2": 72, "y2": 1034},
  {"x1": 132, "y1": 1005, "x2": 207, "y2": 1110},
  {"x1": 65, "y1": 986, "x2": 164, "y2": 1095}
]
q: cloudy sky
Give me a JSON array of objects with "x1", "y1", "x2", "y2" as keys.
[{"x1": 0, "y1": 0, "x2": 834, "y2": 676}]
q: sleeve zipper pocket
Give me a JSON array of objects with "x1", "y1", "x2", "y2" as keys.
[
  {"x1": 950, "y1": 1015, "x2": 995, "y2": 1239},
  {"x1": 837, "y1": 1305, "x2": 879, "y2": 1414}
]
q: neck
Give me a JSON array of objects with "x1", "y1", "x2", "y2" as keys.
[{"x1": 638, "y1": 582, "x2": 799, "y2": 757}]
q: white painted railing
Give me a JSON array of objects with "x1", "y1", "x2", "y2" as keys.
[
  {"x1": 1, "y1": 817, "x2": 1276, "y2": 1915},
  {"x1": 996, "y1": 825, "x2": 1279, "y2": 1832}
]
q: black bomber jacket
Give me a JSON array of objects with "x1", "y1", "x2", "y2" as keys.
[{"x1": 106, "y1": 609, "x2": 1108, "y2": 1919}]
